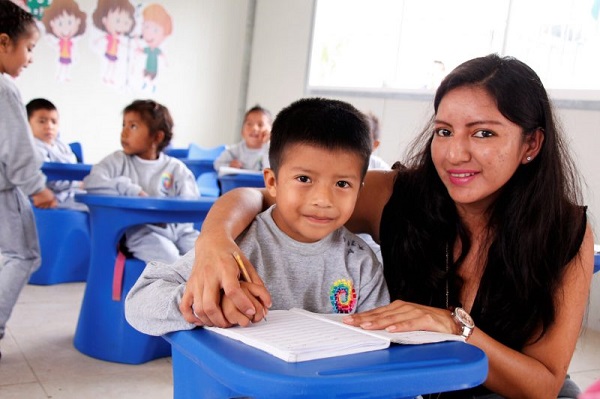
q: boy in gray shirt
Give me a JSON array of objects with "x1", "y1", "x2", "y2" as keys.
[{"x1": 125, "y1": 98, "x2": 390, "y2": 335}]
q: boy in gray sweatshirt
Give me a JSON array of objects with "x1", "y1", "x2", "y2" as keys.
[{"x1": 125, "y1": 98, "x2": 390, "y2": 335}]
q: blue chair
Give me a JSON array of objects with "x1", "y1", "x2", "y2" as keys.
[
  {"x1": 165, "y1": 147, "x2": 189, "y2": 159},
  {"x1": 29, "y1": 162, "x2": 93, "y2": 285},
  {"x1": 69, "y1": 141, "x2": 84, "y2": 163},
  {"x1": 187, "y1": 144, "x2": 225, "y2": 196},
  {"x1": 219, "y1": 172, "x2": 265, "y2": 194},
  {"x1": 29, "y1": 208, "x2": 90, "y2": 285},
  {"x1": 73, "y1": 194, "x2": 216, "y2": 364},
  {"x1": 164, "y1": 328, "x2": 488, "y2": 399},
  {"x1": 594, "y1": 252, "x2": 599, "y2": 274}
]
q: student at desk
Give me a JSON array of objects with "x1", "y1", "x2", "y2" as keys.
[
  {"x1": 26, "y1": 98, "x2": 86, "y2": 211},
  {"x1": 213, "y1": 105, "x2": 272, "y2": 172},
  {"x1": 181, "y1": 55, "x2": 595, "y2": 398},
  {"x1": 83, "y1": 99, "x2": 199, "y2": 264},
  {"x1": 125, "y1": 98, "x2": 389, "y2": 335}
]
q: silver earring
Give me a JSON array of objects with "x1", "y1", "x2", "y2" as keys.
[{"x1": 526, "y1": 156, "x2": 532, "y2": 162}]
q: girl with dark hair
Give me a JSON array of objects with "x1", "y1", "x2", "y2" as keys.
[
  {"x1": 0, "y1": 0, "x2": 57, "y2": 360},
  {"x1": 179, "y1": 55, "x2": 595, "y2": 398},
  {"x1": 83, "y1": 99, "x2": 200, "y2": 264}
]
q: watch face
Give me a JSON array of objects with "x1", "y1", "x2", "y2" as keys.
[{"x1": 455, "y1": 307, "x2": 475, "y2": 328}]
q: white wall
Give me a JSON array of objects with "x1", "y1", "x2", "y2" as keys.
[
  {"x1": 247, "y1": 0, "x2": 600, "y2": 330},
  {"x1": 17, "y1": 0, "x2": 251, "y2": 164}
]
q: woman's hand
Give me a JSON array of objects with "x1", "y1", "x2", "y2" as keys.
[
  {"x1": 179, "y1": 233, "x2": 271, "y2": 327},
  {"x1": 343, "y1": 300, "x2": 458, "y2": 335}
]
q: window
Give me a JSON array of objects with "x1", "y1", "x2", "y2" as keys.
[{"x1": 308, "y1": 0, "x2": 600, "y2": 101}]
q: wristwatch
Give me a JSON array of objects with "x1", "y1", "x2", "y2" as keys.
[{"x1": 451, "y1": 307, "x2": 475, "y2": 340}]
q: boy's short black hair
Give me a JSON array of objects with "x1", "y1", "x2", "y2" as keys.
[
  {"x1": 26, "y1": 98, "x2": 57, "y2": 119},
  {"x1": 268, "y1": 98, "x2": 372, "y2": 178}
]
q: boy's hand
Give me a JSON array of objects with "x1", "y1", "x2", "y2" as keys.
[
  {"x1": 31, "y1": 188, "x2": 58, "y2": 209},
  {"x1": 222, "y1": 281, "x2": 269, "y2": 327},
  {"x1": 180, "y1": 234, "x2": 272, "y2": 327},
  {"x1": 229, "y1": 159, "x2": 243, "y2": 169}
]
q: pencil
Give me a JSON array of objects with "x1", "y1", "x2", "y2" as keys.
[
  {"x1": 232, "y1": 251, "x2": 267, "y2": 321},
  {"x1": 232, "y1": 251, "x2": 252, "y2": 283}
]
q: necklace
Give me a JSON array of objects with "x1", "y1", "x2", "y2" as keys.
[{"x1": 445, "y1": 243, "x2": 449, "y2": 309}]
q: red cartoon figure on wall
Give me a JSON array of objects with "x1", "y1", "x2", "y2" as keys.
[
  {"x1": 92, "y1": 0, "x2": 135, "y2": 84},
  {"x1": 41, "y1": 0, "x2": 87, "y2": 82},
  {"x1": 137, "y1": 3, "x2": 172, "y2": 93}
]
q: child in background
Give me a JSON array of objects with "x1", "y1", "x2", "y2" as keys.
[
  {"x1": 26, "y1": 98, "x2": 86, "y2": 210},
  {"x1": 213, "y1": 105, "x2": 272, "y2": 172},
  {"x1": 0, "y1": 0, "x2": 57, "y2": 358},
  {"x1": 126, "y1": 98, "x2": 389, "y2": 335},
  {"x1": 365, "y1": 112, "x2": 390, "y2": 170},
  {"x1": 83, "y1": 99, "x2": 199, "y2": 264}
]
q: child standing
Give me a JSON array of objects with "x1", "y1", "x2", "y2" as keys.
[
  {"x1": 83, "y1": 99, "x2": 200, "y2": 264},
  {"x1": 0, "y1": 0, "x2": 57, "y2": 357},
  {"x1": 26, "y1": 98, "x2": 86, "y2": 210},
  {"x1": 213, "y1": 105, "x2": 272, "y2": 172},
  {"x1": 126, "y1": 98, "x2": 390, "y2": 335}
]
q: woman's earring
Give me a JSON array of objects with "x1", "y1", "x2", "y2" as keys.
[{"x1": 526, "y1": 156, "x2": 532, "y2": 162}]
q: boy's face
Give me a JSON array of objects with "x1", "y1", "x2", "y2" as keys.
[
  {"x1": 142, "y1": 20, "x2": 167, "y2": 48},
  {"x1": 242, "y1": 111, "x2": 271, "y2": 149},
  {"x1": 29, "y1": 109, "x2": 59, "y2": 145},
  {"x1": 264, "y1": 143, "x2": 363, "y2": 243}
]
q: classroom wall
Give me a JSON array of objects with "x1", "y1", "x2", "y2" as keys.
[
  {"x1": 17, "y1": 0, "x2": 252, "y2": 164},
  {"x1": 246, "y1": 0, "x2": 600, "y2": 330}
]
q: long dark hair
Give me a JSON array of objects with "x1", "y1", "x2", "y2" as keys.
[{"x1": 382, "y1": 54, "x2": 585, "y2": 349}]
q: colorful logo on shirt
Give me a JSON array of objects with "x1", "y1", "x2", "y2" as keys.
[
  {"x1": 161, "y1": 172, "x2": 173, "y2": 190},
  {"x1": 329, "y1": 279, "x2": 356, "y2": 313}
]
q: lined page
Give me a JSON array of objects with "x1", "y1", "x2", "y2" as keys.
[{"x1": 204, "y1": 309, "x2": 390, "y2": 362}]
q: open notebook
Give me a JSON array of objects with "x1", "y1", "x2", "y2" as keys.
[{"x1": 205, "y1": 308, "x2": 464, "y2": 363}]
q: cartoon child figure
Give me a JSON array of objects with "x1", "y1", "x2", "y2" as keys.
[
  {"x1": 41, "y1": 0, "x2": 87, "y2": 82},
  {"x1": 138, "y1": 4, "x2": 172, "y2": 93},
  {"x1": 92, "y1": 0, "x2": 135, "y2": 84}
]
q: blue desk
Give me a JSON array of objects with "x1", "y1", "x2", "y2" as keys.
[
  {"x1": 41, "y1": 162, "x2": 92, "y2": 181},
  {"x1": 164, "y1": 329, "x2": 488, "y2": 399},
  {"x1": 219, "y1": 173, "x2": 265, "y2": 194},
  {"x1": 73, "y1": 194, "x2": 216, "y2": 364}
]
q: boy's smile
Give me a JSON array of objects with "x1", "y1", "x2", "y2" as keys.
[{"x1": 264, "y1": 143, "x2": 363, "y2": 243}]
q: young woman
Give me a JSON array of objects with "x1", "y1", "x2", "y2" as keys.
[{"x1": 179, "y1": 54, "x2": 595, "y2": 398}]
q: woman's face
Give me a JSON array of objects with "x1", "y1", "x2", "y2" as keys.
[{"x1": 431, "y1": 85, "x2": 531, "y2": 214}]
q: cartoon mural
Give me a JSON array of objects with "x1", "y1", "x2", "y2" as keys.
[
  {"x1": 137, "y1": 3, "x2": 172, "y2": 93},
  {"x1": 92, "y1": 0, "x2": 136, "y2": 84},
  {"x1": 27, "y1": 0, "x2": 51, "y2": 20},
  {"x1": 42, "y1": 0, "x2": 87, "y2": 82}
]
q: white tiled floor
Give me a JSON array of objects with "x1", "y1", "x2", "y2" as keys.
[{"x1": 1, "y1": 282, "x2": 599, "y2": 398}]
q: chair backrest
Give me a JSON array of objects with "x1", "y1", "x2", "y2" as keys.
[
  {"x1": 164, "y1": 147, "x2": 189, "y2": 159},
  {"x1": 69, "y1": 142, "x2": 84, "y2": 163},
  {"x1": 197, "y1": 171, "x2": 220, "y2": 197},
  {"x1": 188, "y1": 143, "x2": 226, "y2": 160}
]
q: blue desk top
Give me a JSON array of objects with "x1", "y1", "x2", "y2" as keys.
[
  {"x1": 42, "y1": 162, "x2": 92, "y2": 181},
  {"x1": 165, "y1": 328, "x2": 488, "y2": 398},
  {"x1": 75, "y1": 193, "x2": 216, "y2": 212}
]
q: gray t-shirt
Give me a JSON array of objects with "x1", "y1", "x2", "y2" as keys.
[{"x1": 125, "y1": 205, "x2": 390, "y2": 336}]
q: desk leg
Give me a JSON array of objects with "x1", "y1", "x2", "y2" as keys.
[{"x1": 171, "y1": 349, "x2": 239, "y2": 399}]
